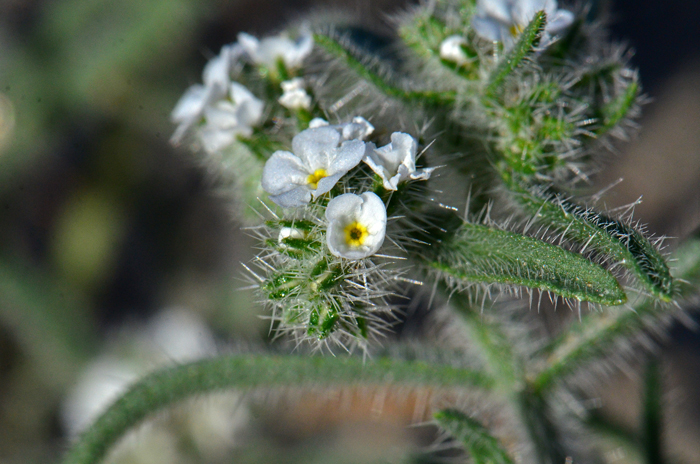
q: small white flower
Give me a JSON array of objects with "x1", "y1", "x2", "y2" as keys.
[
  {"x1": 307, "y1": 116, "x2": 375, "y2": 141},
  {"x1": 439, "y1": 35, "x2": 469, "y2": 65},
  {"x1": 278, "y1": 78, "x2": 312, "y2": 110},
  {"x1": 471, "y1": 0, "x2": 574, "y2": 49},
  {"x1": 199, "y1": 82, "x2": 264, "y2": 153},
  {"x1": 238, "y1": 32, "x2": 313, "y2": 70},
  {"x1": 326, "y1": 192, "x2": 387, "y2": 260},
  {"x1": 364, "y1": 132, "x2": 435, "y2": 190},
  {"x1": 171, "y1": 44, "x2": 242, "y2": 144},
  {"x1": 261, "y1": 126, "x2": 366, "y2": 207}
]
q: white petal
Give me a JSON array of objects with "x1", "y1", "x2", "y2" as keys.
[
  {"x1": 328, "y1": 139, "x2": 366, "y2": 175},
  {"x1": 477, "y1": 0, "x2": 512, "y2": 24},
  {"x1": 365, "y1": 132, "x2": 419, "y2": 189},
  {"x1": 269, "y1": 187, "x2": 313, "y2": 208},
  {"x1": 292, "y1": 126, "x2": 341, "y2": 169},
  {"x1": 309, "y1": 118, "x2": 329, "y2": 128},
  {"x1": 202, "y1": 44, "x2": 237, "y2": 88},
  {"x1": 471, "y1": 16, "x2": 505, "y2": 42},
  {"x1": 547, "y1": 9, "x2": 574, "y2": 34},
  {"x1": 439, "y1": 35, "x2": 469, "y2": 64},
  {"x1": 325, "y1": 192, "x2": 386, "y2": 260},
  {"x1": 341, "y1": 117, "x2": 375, "y2": 140},
  {"x1": 279, "y1": 88, "x2": 312, "y2": 110},
  {"x1": 171, "y1": 85, "x2": 207, "y2": 123},
  {"x1": 237, "y1": 32, "x2": 260, "y2": 60},
  {"x1": 261, "y1": 150, "x2": 310, "y2": 196},
  {"x1": 409, "y1": 166, "x2": 436, "y2": 181}
]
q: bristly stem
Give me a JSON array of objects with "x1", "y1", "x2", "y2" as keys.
[
  {"x1": 60, "y1": 354, "x2": 493, "y2": 464},
  {"x1": 313, "y1": 33, "x2": 457, "y2": 106},
  {"x1": 485, "y1": 11, "x2": 546, "y2": 101}
]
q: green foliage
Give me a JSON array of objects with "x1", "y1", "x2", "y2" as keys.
[{"x1": 57, "y1": 0, "x2": 700, "y2": 463}]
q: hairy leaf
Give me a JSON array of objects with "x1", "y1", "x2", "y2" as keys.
[
  {"x1": 428, "y1": 222, "x2": 627, "y2": 305},
  {"x1": 434, "y1": 409, "x2": 514, "y2": 464}
]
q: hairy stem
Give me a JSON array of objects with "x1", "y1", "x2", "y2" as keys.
[
  {"x1": 60, "y1": 354, "x2": 493, "y2": 464},
  {"x1": 313, "y1": 33, "x2": 456, "y2": 106}
]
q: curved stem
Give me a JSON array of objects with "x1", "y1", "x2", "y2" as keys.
[
  {"x1": 61, "y1": 354, "x2": 493, "y2": 464},
  {"x1": 313, "y1": 33, "x2": 456, "y2": 106}
]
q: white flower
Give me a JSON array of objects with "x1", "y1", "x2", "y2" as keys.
[
  {"x1": 325, "y1": 192, "x2": 387, "y2": 260},
  {"x1": 278, "y1": 78, "x2": 312, "y2": 110},
  {"x1": 308, "y1": 116, "x2": 375, "y2": 141},
  {"x1": 261, "y1": 126, "x2": 366, "y2": 207},
  {"x1": 440, "y1": 35, "x2": 469, "y2": 65},
  {"x1": 171, "y1": 44, "x2": 242, "y2": 144},
  {"x1": 199, "y1": 82, "x2": 264, "y2": 153},
  {"x1": 238, "y1": 32, "x2": 313, "y2": 70},
  {"x1": 471, "y1": 0, "x2": 574, "y2": 49},
  {"x1": 364, "y1": 132, "x2": 435, "y2": 191}
]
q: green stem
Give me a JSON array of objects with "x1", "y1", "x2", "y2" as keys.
[
  {"x1": 449, "y1": 292, "x2": 522, "y2": 390},
  {"x1": 313, "y1": 33, "x2": 456, "y2": 106},
  {"x1": 60, "y1": 354, "x2": 493, "y2": 464}
]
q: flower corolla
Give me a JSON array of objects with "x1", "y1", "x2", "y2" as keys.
[
  {"x1": 308, "y1": 116, "x2": 374, "y2": 141},
  {"x1": 326, "y1": 192, "x2": 387, "y2": 260},
  {"x1": 238, "y1": 32, "x2": 313, "y2": 70},
  {"x1": 439, "y1": 35, "x2": 469, "y2": 65},
  {"x1": 278, "y1": 78, "x2": 312, "y2": 110},
  {"x1": 170, "y1": 44, "x2": 242, "y2": 144},
  {"x1": 471, "y1": 0, "x2": 574, "y2": 49},
  {"x1": 198, "y1": 82, "x2": 264, "y2": 154},
  {"x1": 261, "y1": 126, "x2": 365, "y2": 208},
  {"x1": 364, "y1": 132, "x2": 435, "y2": 191}
]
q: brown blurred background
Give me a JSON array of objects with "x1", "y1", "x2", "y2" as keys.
[{"x1": 0, "y1": 0, "x2": 699, "y2": 462}]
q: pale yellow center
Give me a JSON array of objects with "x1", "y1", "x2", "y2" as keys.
[
  {"x1": 509, "y1": 24, "x2": 525, "y2": 37},
  {"x1": 306, "y1": 169, "x2": 328, "y2": 189},
  {"x1": 344, "y1": 221, "x2": 369, "y2": 247}
]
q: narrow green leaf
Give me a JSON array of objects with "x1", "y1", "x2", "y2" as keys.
[
  {"x1": 450, "y1": 292, "x2": 523, "y2": 389},
  {"x1": 60, "y1": 354, "x2": 493, "y2": 464},
  {"x1": 598, "y1": 78, "x2": 639, "y2": 136},
  {"x1": 428, "y1": 222, "x2": 626, "y2": 305},
  {"x1": 532, "y1": 237, "x2": 698, "y2": 394},
  {"x1": 313, "y1": 33, "x2": 456, "y2": 106},
  {"x1": 434, "y1": 409, "x2": 514, "y2": 464},
  {"x1": 507, "y1": 181, "x2": 673, "y2": 302},
  {"x1": 485, "y1": 11, "x2": 546, "y2": 99}
]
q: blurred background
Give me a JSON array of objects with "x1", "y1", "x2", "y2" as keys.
[{"x1": 0, "y1": 0, "x2": 699, "y2": 462}]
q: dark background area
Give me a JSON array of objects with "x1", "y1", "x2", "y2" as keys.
[{"x1": 0, "y1": 0, "x2": 698, "y2": 462}]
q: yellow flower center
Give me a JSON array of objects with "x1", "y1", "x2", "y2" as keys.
[
  {"x1": 343, "y1": 221, "x2": 369, "y2": 247},
  {"x1": 307, "y1": 169, "x2": 328, "y2": 189},
  {"x1": 509, "y1": 24, "x2": 525, "y2": 37}
]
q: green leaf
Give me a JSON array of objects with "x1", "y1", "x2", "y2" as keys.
[
  {"x1": 60, "y1": 354, "x2": 493, "y2": 464},
  {"x1": 506, "y1": 182, "x2": 673, "y2": 302},
  {"x1": 434, "y1": 409, "x2": 514, "y2": 464},
  {"x1": 313, "y1": 33, "x2": 456, "y2": 106},
  {"x1": 428, "y1": 222, "x2": 627, "y2": 305},
  {"x1": 532, "y1": 237, "x2": 699, "y2": 394},
  {"x1": 449, "y1": 291, "x2": 523, "y2": 389},
  {"x1": 598, "y1": 78, "x2": 640, "y2": 136},
  {"x1": 485, "y1": 10, "x2": 546, "y2": 99}
]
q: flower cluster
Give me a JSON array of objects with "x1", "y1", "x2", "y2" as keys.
[
  {"x1": 471, "y1": 0, "x2": 574, "y2": 49},
  {"x1": 170, "y1": 32, "x2": 314, "y2": 152},
  {"x1": 253, "y1": 118, "x2": 434, "y2": 348},
  {"x1": 439, "y1": 0, "x2": 574, "y2": 63},
  {"x1": 261, "y1": 122, "x2": 432, "y2": 260}
]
